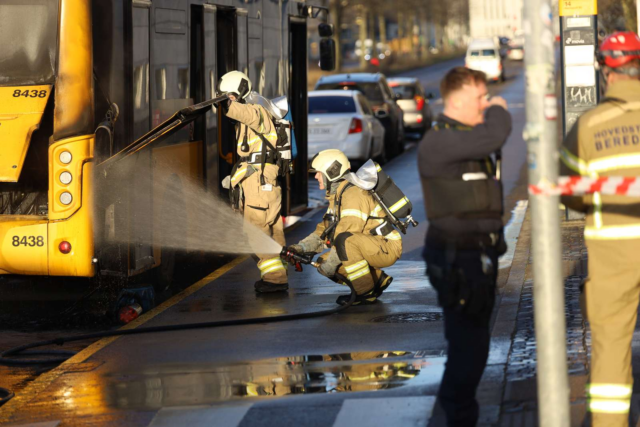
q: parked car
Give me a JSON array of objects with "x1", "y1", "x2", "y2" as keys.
[
  {"x1": 465, "y1": 38, "x2": 506, "y2": 82},
  {"x1": 314, "y1": 73, "x2": 405, "y2": 158},
  {"x1": 507, "y1": 36, "x2": 525, "y2": 61},
  {"x1": 307, "y1": 90, "x2": 386, "y2": 164},
  {"x1": 387, "y1": 77, "x2": 434, "y2": 139}
]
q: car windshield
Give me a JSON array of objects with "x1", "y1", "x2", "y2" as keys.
[
  {"x1": 316, "y1": 82, "x2": 384, "y2": 103},
  {"x1": 469, "y1": 49, "x2": 497, "y2": 57},
  {"x1": 309, "y1": 96, "x2": 357, "y2": 114},
  {"x1": 389, "y1": 84, "x2": 416, "y2": 99},
  {"x1": 0, "y1": 0, "x2": 58, "y2": 86}
]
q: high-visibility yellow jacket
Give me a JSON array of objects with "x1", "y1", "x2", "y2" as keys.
[
  {"x1": 226, "y1": 101, "x2": 279, "y2": 187},
  {"x1": 560, "y1": 80, "x2": 640, "y2": 240},
  {"x1": 313, "y1": 181, "x2": 403, "y2": 244}
]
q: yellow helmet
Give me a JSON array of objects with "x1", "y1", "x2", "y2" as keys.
[{"x1": 309, "y1": 149, "x2": 351, "y2": 183}]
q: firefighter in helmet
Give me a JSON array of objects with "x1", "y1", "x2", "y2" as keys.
[
  {"x1": 218, "y1": 71, "x2": 288, "y2": 293},
  {"x1": 560, "y1": 31, "x2": 640, "y2": 425},
  {"x1": 290, "y1": 149, "x2": 401, "y2": 305}
]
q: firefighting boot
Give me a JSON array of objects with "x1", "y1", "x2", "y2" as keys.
[
  {"x1": 336, "y1": 288, "x2": 378, "y2": 306},
  {"x1": 373, "y1": 272, "x2": 393, "y2": 298},
  {"x1": 254, "y1": 280, "x2": 289, "y2": 293}
]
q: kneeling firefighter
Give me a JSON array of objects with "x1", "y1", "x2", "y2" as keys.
[
  {"x1": 288, "y1": 149, "x2": 413, "y2": 305},
  {"x1": 217, "y1": 71, "x2": 292, "y2": 293}
]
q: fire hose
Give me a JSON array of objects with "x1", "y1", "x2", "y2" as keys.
[{"x1": 0, "y1": 247, "x2": 355, "y2": 367}]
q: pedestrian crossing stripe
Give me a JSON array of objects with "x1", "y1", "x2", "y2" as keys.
[{"x1": 146, "y1": 396, "x2": 437, "y2": 427}]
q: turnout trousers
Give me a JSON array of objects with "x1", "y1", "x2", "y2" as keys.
[
  {"x1": 424, "y1": 230, "x2": 499, "y2": 427},
  {"x1": 585, "y1": 239, "x2": 640, "y2": 426},
  {"x1": 241, "y1": 167, "x2": 287, "y2": 284},
  {"x1": 319, "y1": 233, "x2": 402, "y2": 295}
]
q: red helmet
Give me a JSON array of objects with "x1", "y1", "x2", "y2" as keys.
[{"x1": 597, "y1": 31, "x2": 640, "y2": 68}]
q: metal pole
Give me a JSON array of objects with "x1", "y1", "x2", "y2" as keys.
[{"x1": 523, "y1": 0, "x2": 570, "y2": 425}]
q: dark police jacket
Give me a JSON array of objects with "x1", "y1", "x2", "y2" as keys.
[{"x1": 418, "y1": 106, "x2": 512, "y2": 236}]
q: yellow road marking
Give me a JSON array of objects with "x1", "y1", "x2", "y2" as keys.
[{"x1": 0, "y1": 255, "x2": 248, "y2": 422}]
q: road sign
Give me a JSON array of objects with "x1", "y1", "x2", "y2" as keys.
[
  {"x1": 559, "y1": 14, "x2": 599, "y2": 135},
  {"x1": 559, "y1": 0, "x2": 597, "y2": 17}
]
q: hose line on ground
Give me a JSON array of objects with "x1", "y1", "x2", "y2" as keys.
[{"x1": 0, "y1": 276, "x2": 356, "y2": 366}]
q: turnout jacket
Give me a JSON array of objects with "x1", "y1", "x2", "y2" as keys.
[
  {"x1": 226, "y1": 101, "x2": 279, "y2": 187},
  {"x1": 560, "y1": 80, "x2": 640, "y2": 241},
  {"x1": 418, "y1": 106, "x2": 512, "y2": 235},
  {"x1": 314, "y1": 181, "x2": 403, "y2": 244}
]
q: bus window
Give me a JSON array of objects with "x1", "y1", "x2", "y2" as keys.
[
  {"x1": 152, "y1": 6, "x2": 190, "y2": 143},
  {"x1": 0, "y1": 0, "x2": 58, "y2": 86}
]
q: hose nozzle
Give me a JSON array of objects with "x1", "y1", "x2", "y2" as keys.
[{"x1": 280, "y1": 247, "x2": 318, "y2": 271}]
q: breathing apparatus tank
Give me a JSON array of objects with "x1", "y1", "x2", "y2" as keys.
[{"x1": 345, "y1": 160, "x2": 418, "y2": 234}]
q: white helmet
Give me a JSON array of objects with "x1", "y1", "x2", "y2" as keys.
[
  {"x1": 218, "y1": 71, "x2": 252, "y2": 100},
  {"x1": 309, "y1": 149, "x2": 351, "y2": 184}
]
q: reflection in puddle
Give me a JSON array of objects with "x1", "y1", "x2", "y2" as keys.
[{"x1": 106, "y1": 351, "x2": 445, "y2": 409}]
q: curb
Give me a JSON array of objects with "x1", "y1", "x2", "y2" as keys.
[{"x1": 477, "y1": 203, "x2": 532, "y2": 425}]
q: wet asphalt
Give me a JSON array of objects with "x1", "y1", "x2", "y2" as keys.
[{"x1": 0, "y1": 58, "x2": 528, "y2": 426}]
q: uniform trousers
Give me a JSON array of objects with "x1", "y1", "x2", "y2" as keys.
[
  {"x1": 241, "y1": 167, "x2": 287, "y2": 284},
  {"x1": 319, "y1": 233, "x2": 402, "y2": 294},
  {"x1": 585, "y1": 239, "x2": 640, "y2": 426},
  {"x1": 424, "y1": 230, "x2": 498, "y2": 427}
]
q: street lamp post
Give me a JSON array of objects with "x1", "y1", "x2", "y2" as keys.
[{"x1": 523, "y1": 0, "x2": 571, "y2": 424}]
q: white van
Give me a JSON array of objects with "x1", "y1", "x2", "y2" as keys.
[{"x1": 465, "y1": 38, "x2": 505, "y2": 82}]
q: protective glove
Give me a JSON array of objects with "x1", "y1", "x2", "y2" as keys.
[
  {"x1": 317, "y1": 247, "x2": 341, "y2": 278},
  {"x1": 297, "y1": 233, "x2": 324, "y2": 254},
  {"x1": 288, "y1": 244, "x2": 304, "y2": 254}
]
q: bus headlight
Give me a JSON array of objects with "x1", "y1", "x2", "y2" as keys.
[
  {"x1": 60, "y1": 192, "x2": 73, "y2": 205},
  {"x1": 59, "y1": 151, "x2": 72, "y2": 164},
  {"x1": 59, "y1": 172, "x2": 72, "y2": 185}
]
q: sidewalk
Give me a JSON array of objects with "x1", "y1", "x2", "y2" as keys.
[{"x1": 483, "y1": 209, "x2": 640, "y2": 426}]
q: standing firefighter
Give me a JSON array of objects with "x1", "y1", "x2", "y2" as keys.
[
  {"x1": 418, "y1": 67, "x2": 511, "y2": 425},
  {"x1": 560, "y1": 31, "x2": 640, "y2": 425},
  {"x1": 218, "y1": 71, "x2": 288, "y2": 293},
  {"x1": 289, "y1": 149, "x2": 403, "y2": 305}
]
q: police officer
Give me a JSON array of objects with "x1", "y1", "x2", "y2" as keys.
[
  {"x1": 290, "y1": 149, "x2": 401, "y2": 305},
  {"x1": 218, "y1": 71, "x2": 287, "y2": 293},
  {"x1": 560, "y1": 31, "x2": 640, "y2": 425},
  {"x1": 418, "y1": 66, "x2": 511, "y2": 426}
]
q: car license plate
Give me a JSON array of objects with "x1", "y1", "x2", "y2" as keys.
[{"x1": 309, "y1": 127, "x2": 332, "y2": 135}]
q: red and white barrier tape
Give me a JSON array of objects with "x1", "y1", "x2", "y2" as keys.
[{"x1": 529, "y1": 176, "x2": 640, "y2": 196}]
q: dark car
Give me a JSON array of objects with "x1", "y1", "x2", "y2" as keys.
[
  {"x1": 387, "y1": 77, "x2": 434, "y2": 139},
  {"x1": 314, "y1": 73, "x2": 405, "y2": 157}
]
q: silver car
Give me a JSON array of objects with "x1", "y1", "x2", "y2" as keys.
[
  {"x1": 308, "y1": 90, "x2": 386, "y2": 164},
  {"x1": 387, "y1": 77, "x2": 433, "y2": 139}
]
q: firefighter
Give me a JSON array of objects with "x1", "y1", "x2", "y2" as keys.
[
  {"x1": 418, "y1": 66, "x2": 511, "y2": 426},
  {"x1": 218, "y1": 71, "x2": 287, "y2": 293},
  {"x1": 560, "y1": 31, "x2": 640, "y2": 425},
  {"x1": 290, "y1": 149, "x2": 401, "y2": 305}
]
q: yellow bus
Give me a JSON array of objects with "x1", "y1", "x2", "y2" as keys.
[{"x1": 0, "y1": 0, "x2": 333, "y2": 293}]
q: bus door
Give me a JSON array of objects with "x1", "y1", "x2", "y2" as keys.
[
  {"x1": 130, "y1": 0, "x2": 154, "y2": 275},
  {"x1": 215, "y1": 7, "x2": 250, "y2": 192},
  {"x1": 286, "y1": 18, "x2": 309, "y2": 214}
]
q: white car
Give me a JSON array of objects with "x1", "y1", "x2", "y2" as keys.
[
  {"x1": 308, "y1": 90, "x2": 386, "y2": 163},
  {"x1": 465, "y1": 38, "x2": 505, "y2": 82}
]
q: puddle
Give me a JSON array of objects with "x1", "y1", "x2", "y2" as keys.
[{"x1": 106, "y1": 351, "x2": 445, "y2": 409}]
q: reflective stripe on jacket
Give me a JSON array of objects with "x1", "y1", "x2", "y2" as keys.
[
  {"x1": 560, "y1": 80, "x2": 640, "y2": 240},
  {"x1": 314, "y1": 181, "x2": 403, "y2": 243}
]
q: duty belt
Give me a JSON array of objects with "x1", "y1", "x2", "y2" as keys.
[
  {"x1": 239, "y1": 152, "x2": 276, "y2": 165},
  {"x1": 427, "y1": 227, "x2": 500, "y2": 250}
]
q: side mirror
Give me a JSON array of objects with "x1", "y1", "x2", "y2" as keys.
[
  {"x1": 318, "y1": 23, "x2": 334, "y2": 37},
  {"x1": 394, "y1": 92, "x2": 402, "y2": 100},
  {"x1": 375, "y1": 109, "x2": 389, "y2": 119},
  {"x1": 426, "y1": 92, "x2": 434, "y2": 100},
  {"x1": 319, "y1": 38, "x2": 336, "y2": 71}
]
